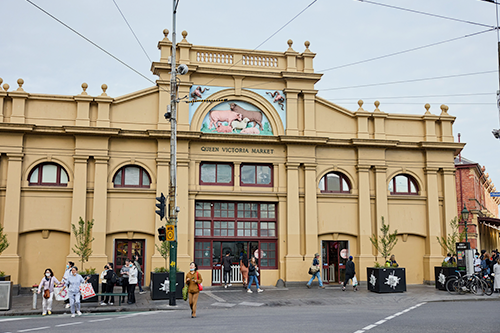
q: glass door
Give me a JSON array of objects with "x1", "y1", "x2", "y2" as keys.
[
  {"x1": 322, "y1": 241, "x2": 348, "y2": 284},
  {"x1": 114, "y1": 239, "x2": 145, "y2": 285}
]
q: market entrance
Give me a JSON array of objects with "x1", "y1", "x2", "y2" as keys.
[
  {"x1": 211, "y1": 241, "x2": 259, "y2": 285},
  {"x1": 321, "y1": 241, "x2": 348, "y2": 284}
]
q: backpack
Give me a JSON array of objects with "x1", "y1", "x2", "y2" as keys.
[{"x1": 110, "y1": 271, "x2": 118, "y2": 284}]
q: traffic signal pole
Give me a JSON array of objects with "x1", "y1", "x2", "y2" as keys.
[{"x1": 168, "y1": 0, "x2": 179, "y2": 307}]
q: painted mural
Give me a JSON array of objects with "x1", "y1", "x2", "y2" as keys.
[{"x1": 200, "y1": 101, "x2": 273, "y2": 135}]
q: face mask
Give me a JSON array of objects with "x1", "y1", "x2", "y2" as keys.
[
  {"x1": 73, "y1": 272, "x2": 76, "y2": 276},
  {"x1": 45, "y1": 273, "x2": 50, "y2": 277},
  {"x1": 129, "y1": 264, "x2": 133, "y2": 268},
  {"x1": 66, "y1": 265, "x2": 69, "y2": 269},
  {"x1": 190, "y1": 268, "x2": 195, "y2": 271}
]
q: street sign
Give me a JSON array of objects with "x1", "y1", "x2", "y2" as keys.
[
  {"x1": 490, "y1": 192, "x2": 500, "y2": 197},
  {"x1": 166, "y1": 225, "x2": 175, "y2": 241}
]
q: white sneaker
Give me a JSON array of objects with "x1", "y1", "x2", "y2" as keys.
[
  {"x1": 109, "y1": 302, "x2": 113, "y2": 305},
  {"x1": 247, "y1": 289, "x2": 252, "y2": 293},
  {"x1": 139, "y1": 291, "x2": 146, "y2": 294},
  {"x1": 71, "y1": 314, "x2": 76, "y2": 318},
  {"x1": 224, "y1": 285, "x2": 227, "y2": 289},
  {"x1": 228, "y1": 284, "x2": 232, "y2": 287},
  {"x1": 257, "y1": 288, "x2": 264, "y2": 293},
  {"x1": 100, "y1": 302, "x2": 107, "y2": 306},
  {"x1": 77, "y1": 311, "x2": 82, "y2": 316},
  {"x1": 65, "y1": 304, "x2": 70, "y2": 309}
]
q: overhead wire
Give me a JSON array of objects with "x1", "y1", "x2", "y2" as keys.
[
  {"x1": 25, "y1": 0, "x2": 168, "y2": 93},
  {"x1": 329, "y1": 92, "x2": 495, "y2": 100}
]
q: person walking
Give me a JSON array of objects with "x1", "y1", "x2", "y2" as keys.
[
  {"x1": 493, "y1": 259, "x2": 500, "y2": 295},
  {"x1": 306, "y1": 253, "x2": 325, "y2": 289},
  {"x1": 185, "y1": 262, "x2": 202, "y2": 318},
  {"x1": 64, "y1": 267, "x2": 89, "y2": 318},
  {"x1": 102, "y1": 263, "x2": 116, "y2": 305},
  {"x1": 247, "y1": 257, "x2": 263, "y2": 293},
  {"x1": 240, "y1": 252, "x2": 249, "y2": 288},
  {"x1": 99, "y1": 265, "x2": 109, "y2": 303},
  {"x1": 62, "y1": 261, "x2": 74, "y2": 309},
  {"x1": 37, "y1": 268, "x2": 60, "y2": 316},
  {"x1": 120, "y1": 259, "x2": 130, "y2": 304},
  {"x1": 127, "y1": 260, "x2": 138, "y2": 304},
  {"x1": 342, "y1": 256, "x2": 358, "y2": 291},
  {"x1": 133, "y1": 254, "x2": 146, "y2": 294},
  {"x1": 222, "y1": 251, "x2": 232, "y2": 288}
]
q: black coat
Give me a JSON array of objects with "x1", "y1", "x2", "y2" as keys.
[
  {"x1": 222, "y1": 255, "x2": 232, "y2": 271},
  {"x1": 345, "y1": 260, "x2": 355, "y2": 277}
]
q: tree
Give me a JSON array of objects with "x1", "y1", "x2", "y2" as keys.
[
  {"x1": 370, "y1": 216, "x2": 398, "y2": 263},
  {"x1": 436, "y1": 217, "x2": 465, "y2": 256},
  {"x1": 0, "y1": 224, "x2": 9, "y2": 256},
  {"x1": 71, "y1": 217, "x2": 94, "y2": 270}
]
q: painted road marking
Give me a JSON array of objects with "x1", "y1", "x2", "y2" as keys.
[
  {"x1": 352, "y1": 302, "x2": 427, "y2": 333},
  {"x1": 89, "y1": 318, "x2": 113, "y2": 323},
  {"x1": 239, "y1": 301, "x2": 264, "y2": 307},
  {"x1": 55, "y1": 322, "x2": 82, "y2": 327},
  {"x1": 205, "y1": 291, "x2": 225, "y2": 302},
  {"x1": 17, "y1": 327, "x2": 50, "y2": 332},
  {"x1": 0, "y1": 318, "x2": 28, "y2": 323}
]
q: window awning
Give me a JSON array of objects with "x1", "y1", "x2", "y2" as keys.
[{"x1": 478, "y1": 216, "x2": 500, "y2": 231}]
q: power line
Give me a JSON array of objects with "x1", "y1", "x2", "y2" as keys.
[
  {"x1": 25, "y1": 0, "x2": 167, "y2": 92},
  {"x1": 333, "y1": 101, "x2": 495, "y2": 105},
  {"x1": 318, "y1": 28, "x2": 495, "y2": 72},
  {"x1": 319, "y1": 70, "x2": 497, "y2": 91},
  {"x1": 112, "y1": 0, "x2": 152, "y2": 63},
  {"x1": 201, "y1": 0, "x2": 317, "y2": 87},
  {"x1": 328, "y1": 92, "x2": 495, "y2": 100},
  {"x1": 358, "y1": 0, "x2": 495, "y2": 28}
]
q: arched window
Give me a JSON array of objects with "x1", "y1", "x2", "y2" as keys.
[
  {"x1": 113, "y1": 165, "x2": 151, "y2": 188},
  {"x1": 28, "y1": 163, "x2": 69, "y2": 186},
  {"x1": 388, "y1": 174, "x2": 418, "y2": 195},
  {"x1": 319, "y1": 172, "x2": 351, "y2": 193}
]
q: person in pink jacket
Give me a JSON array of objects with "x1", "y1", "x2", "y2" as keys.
[{"x1": 37, "y1": 268, "x2": 61, "y2": 316}]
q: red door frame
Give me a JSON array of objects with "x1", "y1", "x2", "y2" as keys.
[{"x1": 114, "y1": 239, "x2": 146, "y2": 286}]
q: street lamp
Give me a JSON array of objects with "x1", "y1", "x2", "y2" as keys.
[{"x1": 461, "y1": 204, "x2": 469, "y2": 243}]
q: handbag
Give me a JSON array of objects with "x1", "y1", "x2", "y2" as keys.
[
  {"x1": 54, "y1": 285, "x2": 68, "y2": 301},
  {"x1": 79, "y1": 282, "x2": 96, "y2": 300},
  {"x1": 43, "y1": 288, "x2": 50, "y2": 299},
  {"x1": 182, "y1": 285, "x2": 188, "y2": 301},
  {"x1": 310, "y1": 265, "x2": 320, "y2": 274},
  {"x1": 196, "y1": 272, "x2": 203, "y2": 291},
  {"x1": 352, "y1": 276, "x2": 358, "y2": 287}
]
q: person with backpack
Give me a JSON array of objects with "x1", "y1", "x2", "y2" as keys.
[{"x1": 101, "y1": 263, "x2": 117, "y2": 305}]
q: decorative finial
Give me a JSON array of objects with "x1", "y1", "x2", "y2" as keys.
[
  {"x1": 304, "y1": 40, "x2": 310, "y2": 50},
  {"x1": 287, "y1": 39, "x2": 293, "y2": 48},
  {"x1": 357, "y1": 100, "x2": 364, "y2": 111},
  {"x1": 17, "y1": 78, "x2": 25, "y2": 91},
  {"x1": 440, "y1": 104, "x2": 449, "y2": 115},
  {"x1": 374, "y1": 100, "x2": 380, "y2": 112},
  {"x1": 181, "y1": 30, "x2": 188, "y2": 41},
  {"x1": 101, "y1": 84, "x2": 108, "y2": 96},
  {"x1": 424, "y1": 103, "x2": 431, "y2": 114},
  {"x1": 81, "y1": 82, "x2": 88, "y2": 95},
  {"x1": 162, "y1": 29, "x2": 170, "y2": 42},
  {"x1": 0, "y1": 78, "x2": 3, "y2": 91},
  {"x1": 3, "y1": 83, "x2": 10, "y2": 91}
]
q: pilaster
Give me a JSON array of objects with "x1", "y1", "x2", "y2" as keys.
[
  {"x1": 9, "y1": 80, "x2": 29, "y2": 124},
  {"x1": 356, "y1": 164, "x2": 373, "y2": 277},
  {"x1": 304, "y1": 163, "x2": 318, "y2": 260},
  {"x1": 441, "y1": 168, "x2": 458, "y2": 241},
  {"x1": 423, "y1": 167, "x2": 442, "y2": 280},
  {"x1": 285, "y1": 162, "x2": 302, "y2": 278},
  {"x1": 89, "y1": 156, "x2": 109, "y2": 269},
  {"x1": 74, "y1": 87, "x2": 93, "y2": 127},
  {"x1": 374, "y1": 165, "x2": 388, "y2": 226},
  {"x1": 354, "y1": 101, "x2": 371, "y2": 139},
  {"x1": 152, "y1": 153, "x2": 170, "y2": 270},
  {"x1": 303, "y1": 91, "x2": 317, "y2": 137},
  {"x1": 68, "y1": 155, "x2": 88, "y2": 262},
  {"x1": 95, "y1": 87, "x2": 113, "y2": 128},
  {"x1": 283, "y1": 89, "x2": 299, "y2": 136}
]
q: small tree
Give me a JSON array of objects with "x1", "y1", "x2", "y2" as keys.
[
  {"x1": 0, "y1": 224, "x2": 9, "y2": 256},
  {"x1": 155, "y1": 239, "x2": 170, "y2": 272},
  {"x1": 71, "y1": 217, "x2": 94, "y2": 271},
  {"x1": 436, "y1": 217, "x2": 465, "y2": 257},
  {"x1": 370, "y1": 216, "x2": 398, "y2": 263}
]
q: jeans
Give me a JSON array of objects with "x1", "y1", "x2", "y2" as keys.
[
  {"x1": 247, "y1": 275, "x2": 260, "y2": 290},
  {"x1": 137, "y1": 271, "x2": 144, "y2": 292},
  {"x1": 223, "y1": 270, "x2": 231, "y2": 284},
  {"x1": 307, "y1": 271, "x2": 323, "y2": 287},
  {"x1": 104, "y1": 283, "x2": 114, "y2": 304},
  {"x1": 69, "y1": 292, "x2": 81, "y2": 314},
  {"x1": 127, "y1": 283, "x2": 136, "y2": 303}
]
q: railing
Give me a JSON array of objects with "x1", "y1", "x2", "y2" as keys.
[
  {"x1": 196, "y1": 52, "x2": 233, "y2": 64},
  {"x1": 212, "y1": 264, "x2": 243, "y2": 284},
  {"x1": 242, "y1": 55, "x2": 278, "y2": 67}
]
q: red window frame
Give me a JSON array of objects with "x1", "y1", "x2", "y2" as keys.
[
  {"x1": 389, "y1": 174, "x2": 419, "y2": 195},
  {"x1": 113, "y1": 165, "x2": 151, "y2": 188},
  {"x1": 319, "y1": 172, "x2": 351, "y2": 193},
  {"x1": 28, "y1": 163, "x2": 69, "y2": 187},
  {"x1": 240, "y1": 164, "x2": 273, "y2": 187},
  {"x1": 199, "y1": 162, "x2": 234, "y2": 186}
]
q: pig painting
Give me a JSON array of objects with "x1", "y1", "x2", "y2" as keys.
[{"x1": 208, "y1": 110, "x2": 242, "y2": 129}]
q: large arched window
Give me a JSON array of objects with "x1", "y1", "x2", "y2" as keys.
[
  {"x1": 28, "y1": 162, "x2": 69, "y2": 186},
  {"x1": 388, "y1": 174, "x2": 418, "y2": 195},
  {"x1": 113, "y1": 165, "x2": 151, "y2": 188},
  {"x1": 319, "y1": 172, "x2": 351, "y2": 193}
]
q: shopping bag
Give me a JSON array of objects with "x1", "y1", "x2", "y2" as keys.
[
  {"x1": 79, "y1": 283, "x2": 96, "y2": 300},
  {"x1": 182, "y1": 285, "x2": 188, "y2": 301},
  {"x1": 54, "y1": 285, "x2": 68, "y2": 301},
  {"x1": 352, "y1": 276, "x2": 358, "y2": 287}
]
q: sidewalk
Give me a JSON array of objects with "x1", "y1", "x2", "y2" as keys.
[{"x1": 1, "y1": 283, "x2": 499, "y2": 316}]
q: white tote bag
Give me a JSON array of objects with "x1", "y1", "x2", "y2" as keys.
[
  {"x1": 54, "y1": 285, "x2": 68, "y2": 301},
  {"x1": 352, "y1": 276, "x2": 358, "y2": 287}
]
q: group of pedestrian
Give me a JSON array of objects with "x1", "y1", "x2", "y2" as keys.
[{"x1": 307, "y1": 253, "x2": 361, "y2": 291}]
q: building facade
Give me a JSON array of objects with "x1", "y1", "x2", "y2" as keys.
[{"x1": 0, "y1": 31, "x2": 464, "y2": 288}]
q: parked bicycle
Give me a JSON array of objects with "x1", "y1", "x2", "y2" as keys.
[{"x1": 446, "y1": 270, "x2": 491, "y2": 296}]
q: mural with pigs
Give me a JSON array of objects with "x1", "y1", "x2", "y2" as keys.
[{"x1": 200, "y1": 101, "x2": 273, "y2": 135}]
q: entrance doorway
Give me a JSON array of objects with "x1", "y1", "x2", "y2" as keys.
[
  {"x1": 321, "y1": 241, "x2": 348, "y2": 284},
  {"x1": 114, "y1": 239, "x2": 145, "y2": 286},
  {"x1": 211, "y1": 240, "x2": 259, "y2": 285}
]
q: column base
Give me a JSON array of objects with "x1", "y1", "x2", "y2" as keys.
[
  {"x1": 356, "y1": 255, "x2": 377, "y2": 281},
  {"x1": 0, "y1": 255, "x2": 20, "y2": 285},
  {"x1": 423, "y1": 255, "x2": 443, "y2": 283},
  {"x1": 285, "y1": 255, "x2": 307, "y2": 282}
]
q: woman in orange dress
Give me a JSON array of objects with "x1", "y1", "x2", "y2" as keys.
[
  {"x1": 185, "y1": 262, "x2": 203, "y2": 318},
  {"x1": 240, "y1": 252, "x2": 249, "y2": 288}
]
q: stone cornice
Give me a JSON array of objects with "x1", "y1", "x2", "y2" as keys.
[{"x1": 63, "y1": 126, "x2": 120, "y2": 136}]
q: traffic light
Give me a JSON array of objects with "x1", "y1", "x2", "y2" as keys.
[
  {"x1": 156, "y1": 193, "x2": 166, "y2": 220},
  {"x1": 158, "y1": 226, "x2": 166, "y2": 242}
]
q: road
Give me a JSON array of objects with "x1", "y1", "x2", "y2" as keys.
[{"x1": 1, "y1": 300, "x2": 498, "y2": 333}]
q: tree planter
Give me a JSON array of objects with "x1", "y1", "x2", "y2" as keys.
[
  {"x1": 81, "y1": 274, "x2": 99, "y2": 303},
  {"x1": 434, "y1": 266, "x2": 459, "y2": 291},
  {"x1": 367, "y1": 267, "x2": 406, "y2": 293},
  {"x1": 0, "y1": 275, "x2": 11, "y2": 282},
  {"x1": 150, "y1": 271, "x2": 184, "y2": 300},
  {"x1": 0, "y1": 281, "x2": 13, "y2": 311}
]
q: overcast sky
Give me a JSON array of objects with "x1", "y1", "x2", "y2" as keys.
[{"x1": 1, "y1": 0, "x2": 499, "y2": 208}]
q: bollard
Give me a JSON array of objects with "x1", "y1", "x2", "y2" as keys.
[{"x1": 32, "y1": 288, "x2": 38, "y2": 310}]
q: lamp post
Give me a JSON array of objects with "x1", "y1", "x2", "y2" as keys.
[{"x1": 461, "y1": 204, "x2": 470, "y2": 243}]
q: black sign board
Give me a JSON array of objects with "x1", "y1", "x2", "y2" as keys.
[{"x1": 456, "y1": 242, "x2": 470, "y2": 272}]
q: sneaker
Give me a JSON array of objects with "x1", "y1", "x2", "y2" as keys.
[
  {"x1": 65, "y1": 304, "x2": 70, "y2": 309},
  {"x1": 306, "y1": 284, "x2": 311, "y2": 289},
  {"x1": 319, "y1": 286, "x2": 325, "y2": 289},
  {"x1": 342, "y1": 287, "x2": 346, "y2": 291},
  {"x1": 47, "y1": 311, "x2": 52, "y2": 315},
  {"x1": 42, "y1": 313, "x2": 46, "y2": 316},
  {"x1": 139, "y1": 291, "x2": 146, "y2": 294},
  {"x1": 228, "y1": 284, "x2": 232, "y2": 287},
  {"x1": 100, "y1": 302, "x2": 107, "y2": 306},
  {"x1": 247, "y1": 289, "x2": 253, "y2": 293},
  {"x1": 257, "y1": 288, "x2": 263, "y2": 293},
  {"x1": 77, "y1": 311, "x2": 82, "y2": 316},
  {"x1": 224, "y1": 285, "x2": 227, "y2": 289},
  {"x1": 71, "y1": 314, "x2": 76, "y2": 318},
  {"x1": 109, "y1": 302, "x2": 114, "y2": 305}
]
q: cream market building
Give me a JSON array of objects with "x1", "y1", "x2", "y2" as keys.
[{"x1": 0, "y1": 30, "x2": 464, "y2": 288}]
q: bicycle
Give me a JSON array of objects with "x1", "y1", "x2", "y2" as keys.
[{"x1": 446, "y1": 271, "x2": 488, "y2": 295}]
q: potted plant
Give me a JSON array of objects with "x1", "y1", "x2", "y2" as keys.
[
  {"x1": 72, "y1": 217, "x2": 98, "y2": 302},
  {"x1": 367, "y1": 217, "x2": 406, "y2": 293},
  {"x1": 434, "y1": 217, "x2": 464, "y2": 290},
  {"x1": 150, "y1": 240, "x2": 184, "y2": 300}
]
